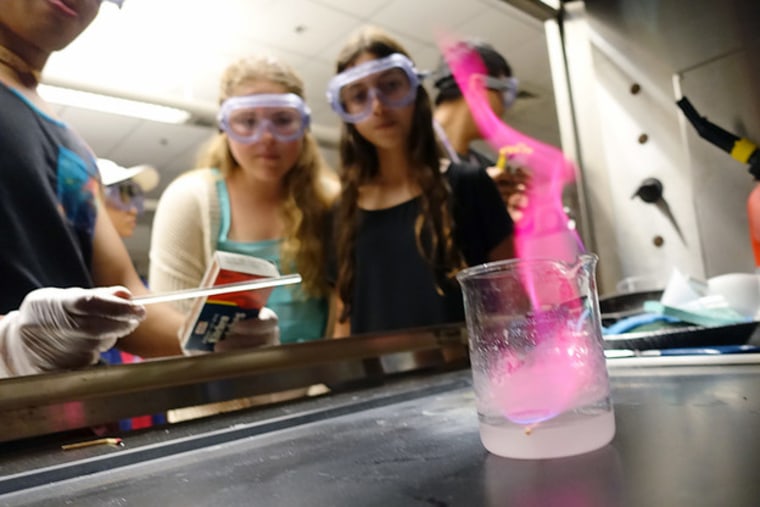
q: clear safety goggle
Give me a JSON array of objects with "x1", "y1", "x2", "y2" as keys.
[
  {"x1": 105, "y1": 181, "x2": 144, "y2": 214},
  {"x1": 477, "y1": 74, "x2": 519, "y2": 109},
  {"x1": 326, "y1": 53, "x2": 422, "y2": 124},
  {"x1": 217, "y1": 93, "x2": 311, "y2": 144}
]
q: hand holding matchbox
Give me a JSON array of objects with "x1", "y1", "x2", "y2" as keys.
[{"x1": 180, "y1": 252, "x2": 285, "y2": 353}]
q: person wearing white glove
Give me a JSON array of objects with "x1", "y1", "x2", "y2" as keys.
[
  {"x1": 0, "y1": 286, "x2": 146, "y2": 378},
  {"x1": 0, "y1": 0, "x2": 187, "y2": 376},
  {"x1": 1, "y1": 1, "x2": 288, "y2": 376}
]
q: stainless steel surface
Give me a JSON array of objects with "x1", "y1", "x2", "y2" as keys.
[
  {"x1": 0, "y1": 325, "x2": 467, "y2": 442},
  {"x1": 555, "y1": 0, "x2": 760, "y2": 290},
  {"x1": 1, "y1": 358, "x2": 759, "y2": 506},
  {"x1": 607, "y1": 351, "x2": 760, "y2": 368}
]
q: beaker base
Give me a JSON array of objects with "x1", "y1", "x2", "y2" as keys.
[{"x1": 479, "y1": 409, "x2": 615, "y2": 459}]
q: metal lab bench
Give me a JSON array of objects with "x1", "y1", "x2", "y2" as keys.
[{"x1": 1, "y1": 352, "x2": 759, "y2": 506}]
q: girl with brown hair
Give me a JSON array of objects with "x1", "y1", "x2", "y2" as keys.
[{"x1": 327, "y1": 26, "x2": 515, "y2": 337}]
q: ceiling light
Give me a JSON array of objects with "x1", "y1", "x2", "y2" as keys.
[
  {"x1": 38, "y1": 84, "x2": 192, "y2": 124},
  {"x1": 538, "y1": 0, "x2": 560, "y2": 9}
]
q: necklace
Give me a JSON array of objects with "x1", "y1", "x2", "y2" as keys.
[{"x1": 0, "y1": 45, "x2": 41, "y2": 84}]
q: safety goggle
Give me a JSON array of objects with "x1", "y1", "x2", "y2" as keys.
[
  {"x1": 326, "y1": 53, "x2": 422, "y2": 124},
  {"x1": 105, "y1": 181, "x2": 144, "y2": 213},
  {"x1": 479, "y1": 74, "x2": 519, "y2": 109},
  {"x1": 217, "y1": 93, "x2": 311, "y2": 144}
]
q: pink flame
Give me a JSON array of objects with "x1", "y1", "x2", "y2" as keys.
[
  {"x1": 442, "y1": 39, "x2": 598, "y2": 424},
  {"x1": 440, "y1": 38, "x2": 584, "y2": 266}
]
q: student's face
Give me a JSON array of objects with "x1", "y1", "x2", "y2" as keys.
[
  {"x1": 460, "y1": 79, "x2": 507, "y2": 138},
  {"x1": 350, "y1": 52, "x2": 415, "y2": 153},
  {"x1": 486, "y1": 87, "x2": 507, "y2": 119},
  {"x1": 225, "y1": 81, "x2": 303, "y2": 185},
  {"x1": 106, "y1": 203, "x2": 138, "y2": 238},
  {"x1": 0, "y1": 0, "x2": 101, "y2": 54}
]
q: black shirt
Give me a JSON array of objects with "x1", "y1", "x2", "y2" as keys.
[
  {"x1": 331, "y1": 162, "x2": 513, "y2": 334},
  {"x1": 462, "y1": 148, "x2": 495, "y2": 169},
  {"x1": 0, "y1": 83, "x2": 97, "y2": 313}
]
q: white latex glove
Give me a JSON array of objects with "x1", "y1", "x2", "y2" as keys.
[
  {"x1": 0, "y1": 286, "x2": 146, "y2": 377},
  {"x1": 214, "y1": 307, "x2": 280, "y2": 352},
  {"x1": 487, "y1": 165, "x2": 530, "y2": 222}
]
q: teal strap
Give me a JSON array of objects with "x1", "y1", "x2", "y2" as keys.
[{"x1": 213, "y1": 169, "x2": 232, "y2": 242}]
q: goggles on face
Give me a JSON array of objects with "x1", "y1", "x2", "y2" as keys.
[
  {"x1": 326, "y1": 53, "x2": 422, "y2": 124},
  {"x1": 479, "y1": 74, "x2": 519, "y2": 109},
  {"x1": 105, "y1": 181, "x2": 144, "y2": 213},
  {"x1": 218, "y1": 93, "x2": 311, "y2": 144}
]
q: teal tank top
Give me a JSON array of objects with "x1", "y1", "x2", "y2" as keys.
[{"x1": 214, "y1": 172, "x2": 328, "y2": 344}]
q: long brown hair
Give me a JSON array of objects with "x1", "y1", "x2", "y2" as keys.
[
  {"x1": 196, "y1": 55, "x2": 338, "y2": 297},
  {"x1": 334, "y1": 26, "x2": 465, "y2": 321}
]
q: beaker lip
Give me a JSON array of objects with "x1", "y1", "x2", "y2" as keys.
[{"x1": 456, "y1": 253, "x2": 599, "y2": 282}]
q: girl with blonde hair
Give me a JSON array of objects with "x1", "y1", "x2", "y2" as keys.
[{"x1": 150, "y1": 55, "x2": 339, "y2": 344}]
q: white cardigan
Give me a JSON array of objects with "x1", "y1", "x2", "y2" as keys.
[{"x1": 148, "y1": 169, "x2": 222, "y2": 314}]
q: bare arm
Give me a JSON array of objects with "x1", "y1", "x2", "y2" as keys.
[
  {"x1": 330, "y1": 293, "x2": 351, "y2": 338},
  {"x1": 90, "y1": 195, "x2": 183, "y2": 358}
]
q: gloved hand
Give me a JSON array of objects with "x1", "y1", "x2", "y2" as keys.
[
  {"x1": 214, "y1": 307, "x2": 280, "y2": 352},
  {"x1": 0, "y1": 286, "x2": 146, "y2": 377}
]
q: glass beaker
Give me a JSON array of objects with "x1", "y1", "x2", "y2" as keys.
[{"x1": 457, "y1": 254, "x2": 615, "y2": 459}]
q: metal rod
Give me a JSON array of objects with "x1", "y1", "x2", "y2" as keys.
[{"x1": 132, "y1": 274, "x2": 302, "y2": 305}]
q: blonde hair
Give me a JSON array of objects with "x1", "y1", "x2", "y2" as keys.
[{"x1": 196, "y1": 55, "x2": 338, "y2": 297}]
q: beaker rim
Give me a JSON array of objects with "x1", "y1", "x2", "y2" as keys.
[{"x1": 456, "y1": 253, "x2": 599, "y2": 282}]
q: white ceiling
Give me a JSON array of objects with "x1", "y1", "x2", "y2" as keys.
[
  {"x1": 42, "y1": 0, "x2": 559, "y2": 203},
  {"x1": 41, "y1": 0, "x2": 560, "y2": 274}
]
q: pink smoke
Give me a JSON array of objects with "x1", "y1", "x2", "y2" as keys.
[
  {"x1": 442, "y1": 39, "x2": 598, "y2": 424},
  {"x1": 439, "y1": 39, "x2": 584, "y2": 265}
]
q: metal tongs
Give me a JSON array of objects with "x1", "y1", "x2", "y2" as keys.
[{"x1": 132, "y1": 274, "x2": 302, "y2": 305}]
